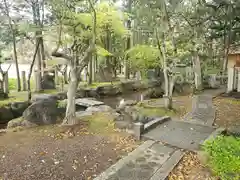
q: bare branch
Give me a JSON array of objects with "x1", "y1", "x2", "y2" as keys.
[
  {"x1": 5, "y1": 64, "x2": 11, "y2": 72},
  {"x1": 51, "y1": 19, "x2": 73, "y2": 61},
  {"x1": 51, "y1": 51, "x2": 73, "y2": 61}
]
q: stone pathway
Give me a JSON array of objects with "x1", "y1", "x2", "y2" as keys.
[
  {"x1": 94, "y1": 141, "x2": 183, "y2": 180},
  {"x1": 94, "y1": 89, "x2": 225, "y2": 180},
  {"x1": 183, "y1": 95, "x2": 216, "y2": 126},
  {"x1": 143, "y1": 120, "x2": 215, "y2": 151}
]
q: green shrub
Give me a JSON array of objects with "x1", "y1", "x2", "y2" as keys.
[{"x1": 203, "y1": 135, "x2": 240, "y2": 180}]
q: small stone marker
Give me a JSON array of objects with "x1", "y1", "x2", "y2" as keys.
[
  {"x1": 3, "y1": 72, "x2": 9, "y2": 93},
  {"x1": 135, "y1": 71, "x2": 142, "y2": 80},
  {"x1": 21, "y1": 71, "x2": 27, "y2": 91},
  {"x1": 134, "y1": 122, "x2": 144, "y2": 140}
]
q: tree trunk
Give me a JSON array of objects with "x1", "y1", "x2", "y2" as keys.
[
  {"x1": 125, "y1": 0, "x2": 132, "y2": 79},
  {"x1": 161, "y1": 33, "x2": 172, "y2": 109},
  {"x1": 12, "y1": 32, "x2": 21, "y2": 92},
  {"x1": 193, "y1": 52, "x2": 202, "y2": 91},
  {"x1": 223, "y1": 5, "x2": 233, "y2": 72},
  {"x1": 92, "y1": 55, "x2": 96, "y2": 82},
  {"x1": 32, "y1": 1, "x2": 42, "y2": 91},
  {"x1": 28, "y1": 39, "x2": 40, "y2": 102},
  {"x1": 3, "y1": 0, "x2": 21, "y2": 92},
  {"x1": 3, "y1": 72, "x2": 9, "y2": 94},
  {"x1": 223, "y1": 33, "x2": 230, "y2": 72},
  {"x1": 88, "y1": 55, "x2": 93, "y2": 85},
  {"x1": 63, "y1": 65, "x2": 78, "y2": 125},
  {"x1": 40, "y1": 37, "x2": 46, "y2": 76}
]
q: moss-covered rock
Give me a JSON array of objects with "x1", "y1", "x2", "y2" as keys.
[{"x1": 7, "y1": 117, "x2": 24, "y2": 129}]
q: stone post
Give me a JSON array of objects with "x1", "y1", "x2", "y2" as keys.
[
  {"x1": 34, "y1": 70, "x2": 41, "y2": 92},
  {"x1": 237, "y1": 68, "x2": 240, "y2": 92},
  {"x1": 134, "y1": 122, "x2": 144, "y2": 140},
  {"x1": 136, "y1": 71, "x2": 142, "y2": 81},
  {"x1": 227, "y1": 67, "x2": 234, "y2": 93},
  {"x1": 3, "y1": 72, "x2": 9, "y2": 94},
  {"x1": 21, "y1": 71, "x2": 27, "y2": 91},
  {"x1": 233, "y1": 68, "x2": 238, "y2": 90},
  {"x1": 54, "y1": 67, "x2": 59, "y2": 85}
]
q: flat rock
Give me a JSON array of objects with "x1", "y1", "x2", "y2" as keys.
[
  {"x1": 75, "y1": 98, "x2": 104, "y2": 107},
  {"x1": 31, "y1": 94, "x2": 58, "y2": 102}
]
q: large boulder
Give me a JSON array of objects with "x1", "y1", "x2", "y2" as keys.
[
  {"x1": 76, "y1": 111, "x2": 94, "y2": 119},
  {"x1": 76, "y1": 89, "x2": 88, "y2": 98},
  {"x1": 10, "y1": 101, "x2": 29, "y2": 118},
  {"x1": 120, "y1": 81, "x2": 135, "y2": 92},
  {"x1": 143, "y1": 87, "x2": 164, "y2": 99},
  {"x1": 55, "y1": 92, "x2": 67, "y2": 100},
  {"x1": 147, "y1": 80, "x2": 162, "y2": 88},
  {"x1": 116, "y1": 100, "x2": 137, "y2": 111},
  {"x1": 173, "y1": 83, "x2": 193, "y2": 95},
  {"x1": 7, "y1": 117, "x2": 36, "y2": 129},
  {"x1": 0, "y1": 106, "x2": 14, "y2": 124},
  {"x1": 0, "y1": 92, "x2": 8, "y2": 99},
  {"x1": 7, "y1": 117, "x2": 23, "y2": 129},
  {"x1": 84, "y1": 88, "x2": 100, "y2": 98},
  {"x1": 23, "y1": 99, "x2": 58, "y2": 126},
  {"x1": 86, "y1": 105, "x2": 115, "y2": 113},
  {"x1": 86, "y1": 105, "x2": 120, "y2": 119},
  {"x1": 96, "y1": 85, "x2": 121, "y2": 96}
]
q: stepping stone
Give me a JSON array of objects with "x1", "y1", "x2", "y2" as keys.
[
  {"x1": 143, "y1": 120, "x2": 215, "y2": 151},
  {"x1": 94, "y1": 141, "x2": 183, "y2": 180},
  {"x1": 75, "y1": 98, "x2": 104, "y2": 108}
]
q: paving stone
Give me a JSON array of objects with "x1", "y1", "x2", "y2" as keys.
[
  {"x1": 94, "y1": 141, "x2": 177, "y2": 180},
  {"x1": 186, "y1": 95, "x2": 216, "y2": 126},
  {"x1": 143, "y1": 120, "x2": 215, "y2": 151},
  {"x1": 150, "y1": 150, "x2": 184, "y2": 180}
]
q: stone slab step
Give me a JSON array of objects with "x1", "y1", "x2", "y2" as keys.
[
  {"x1": 94, "y1": 140, "x2": 183, "y2": 180},
  {"x1": 75, "y1": 98, "x2": 104, "y2": 107}
]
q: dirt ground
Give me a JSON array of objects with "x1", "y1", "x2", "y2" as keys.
[
  {"x1": 0, "y1": 117, "x2": 137, "y2": 180},
  {"x1": 214, "y1": 96, "x2": 240, "y2": 128},
  {"x1": 169, "y1": 94, "x2": 240, "y2": 180},
  {"x1": 169, "y1": 152, "x2": 217, "y2": 180}
]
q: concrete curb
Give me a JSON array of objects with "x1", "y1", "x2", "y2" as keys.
[
  {"x1": 199, "y1": 127, "x2": 226, "y2": 147},
  {"x1": 144, "y1": 116, "x2": 171, "y2": 133},
  {"x1": 133, "y1": 116, "x2": 171, "y2": 140},
  {"x1": 93, "y1": 140, "x2": 155, "y2": 180}
]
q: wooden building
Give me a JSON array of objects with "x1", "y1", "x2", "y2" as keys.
[{"x1": 227, "y1": 47, "x2": 240, "y2": 92}]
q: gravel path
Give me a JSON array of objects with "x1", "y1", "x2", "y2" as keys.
[{"x1": 0, "y1": 125, "x2": 137, "y2": 180}]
